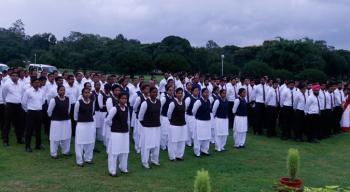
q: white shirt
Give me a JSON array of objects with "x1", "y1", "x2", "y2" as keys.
[
  {"x1": 0, "y1": 81, "x2": 4, "y2": 104},
  {"x1": 2, "y1": 80, "x2": 23, "y2": 103},
  {"x1": 128, "y1": 84, "x2": 138, "y2": 107},
  {"x1": 65, "y1": 84, "x2": 79, "y2": 104},
  {"x1": 21, "y1": 87, "x2": 44, "y2": 111},
  {"x1": 265, "y1": 87, "x2": 280, "y2": 107},
  {"x1": 242, "y1": 84, "x2": 253, "y2": 103},
  {"x1": 304, "y1": 93, "x2": 321, "y2": 115},
  {"x1": 106, "y1": 95, "x2": 118, "y2": 112},
  {"x1": 280, "y1": 88, "x2": 294, "y2": 107},
  {"x1": 226, "y1": 83, "x2": 239, "y2": 102},
  {"x1": 47, "y1": 97, "x2": 71, "y2": 117},
  {"x1": 97, "y1": 91, "x2": 110, "y2": 110},
  {"x1": 319, "y1": 90, "x2": 327, "y2": 110},
  {"x1": 334, "y1": 89, "x2": 345, "y2": 106},
  {"x1": 133, "y1": 94, "x2": 147, "y2": 113},
  {"x1": 159, "y1": 78, "x2": 167, "y2": 93},
  {"x1": 293, "y1": 91, "x2": 307, "y2": 111},
  {"x1": 232, "y1": 97, "x2": 243, "y2": 114},
  {"x1": 74, "y1": 81, "x2": 84, "y2": 94},
  {"x1": 325, "y1": 92, "x2": 334, "y2": 110},
  {"x1": 252, "y1": 84, "x2": 268, "y2": 103},
  {"x1": 212, "y1": 98, "x2": 227, "y2": 117}
]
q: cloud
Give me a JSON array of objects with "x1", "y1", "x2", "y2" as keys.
[{"x1": 0, "y1": 0, "x2": 349, "y2": 49}]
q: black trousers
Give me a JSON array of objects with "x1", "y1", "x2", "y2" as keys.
[
  {"x1": 306, "y1": 114, "x2": 320, "y2": 142},
  {"x1": 333, "y1": 106, "x2": 343, "y2": 134},
  {"x1": 228, "y1": 101, "x2": 235, "y2": 129},
  {"x1": 319, "y1": 110, "x2": 328, "y2": 139},
  {"x1": 3, "y1": 103, "x2": 24, "y2": 143},
  {"x1": 325, "y1": 109, "x2": 334, "y2": 136},
  {"x1": 293, "y1": 109, "x2": 305, "y2": 140},
  {"x1": 247, "y1": 105, "x2": 254, "y2": 127},
  {"x1": 25, "y1": 110, "x2": 43, "y2": 148},
  {"x1": 281, "y1": 106, "x2": 294, "y2": 139},
  {"x1": 42, "y1": 102, "x2": 50, "y2": 138},
  {"x1": 266, "y1": 106, "x2": 278, "y2": 137},
  {"x1": 253, "y1": 103, "x2": 265, "y2": 135},
  {"x1": 0, "y1": 104, "x2": 5, "y2": 140},
  {"x1": 70, "y1": 104, "x2": 77, "y2": 137}
]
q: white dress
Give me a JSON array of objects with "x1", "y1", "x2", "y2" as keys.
[{"x1": 340, "y1": 101, "x2": 350, "y2": 132}]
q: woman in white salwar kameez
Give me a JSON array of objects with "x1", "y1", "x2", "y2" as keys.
[
  {"x1": 167, "y1": 88, "x2": 187, "y2": 161},
  {"x1": 105, "y1": 93, "x2": 129, "y2": 177},
  {"x1": 98, "y1": 84, "x2": 111, "y2": 146},
  {"x1": 340, "y1": 95, "x2": 350, "y2": 132},
  {"x1": 132, "y1": 84, "x2": 150, "y2": 154},
  {"x1": 232, "y1": 88, "x2": 248, "y2": 149},
  {"x1": 138, "y1": 87, "x2": 161, "y2": 169},
  {"x1": 47, "y1": 85, "x2": 72, "y2": 159},
  {"x1": 209, "y1": 86, "x2": 220, "y2": 144},
  {"x1": 192, "y1": 88, "x2": 212, "y2": 157},
  {"x1": 74, "y1": 88, "x2": 96, "y2": 167},
  {"x1": 160, "y1": 84, "x2": 174, "y2": 151},
  {"x1": 184, "y1": 87, "x2": 199, "y2": 147},
  {"x1": 92, "y1": 82, "x2": 103, "y2": 142},
  {"x1": 212, "y1": 89, "x2": 229, "y2": 152}
]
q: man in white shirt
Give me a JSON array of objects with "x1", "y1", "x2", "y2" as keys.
[
  {"x1": 319, "y1": 82, "x2": 328, "y2": 138},
  {"x1": 279, "y1": 80, "x2": 295, "y2": 140},
  {"x1": 226, "y1": 77, "x2": 239, "y2": 129},
  {"x1": 265, "y1": 80, "x2": 280, "y2": 137},
  {"x1": 2, "y1": 72, "x2": 24, "y2": 146},
  {"x1": 333, "y1": 82, "x2": 345, "y2": 133},
  {"x1": 251, "y1": 77, "x2": 268, "y2": 135},
  {"x1": 304, "y1": 84, "x2": 321, "y2": 143},
  {"x1": 0, "y1": 72, "x2": 5, "y2": 141},
  {"x1": 293, "y1": 84, "x2": 307, "y2": 142},
  {"x1": 22, "y1": 77, "x2": 45, "y2": 152},
  {"x1": 74, "y1": 72, "x2": 84, "y2": 94},
  {"x1": 242, "y1": 78, "x2": 253, "y2": 126},
  {"x1": 65, "y1": 75, "x2": 79, "y2": 134}
]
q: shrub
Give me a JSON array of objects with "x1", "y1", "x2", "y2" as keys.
[
  {"x1": 287, "y1": 148, "x2": 300, "y2": 181},
  {"x1": 194, "y1": 169, "x2": 211, "y2": 192}
]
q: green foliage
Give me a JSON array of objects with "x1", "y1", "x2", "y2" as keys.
[
  {"x1": 241, "y1": 60, "x2": 273, "y2": 78},
  {"x1": 287, "y1": 148, "x2": 300, "y2": 181},
  {"x1": 304, "y1": 186, "x2": 350, "y2": 192},
  {"x1": 295, "y1": 69, "x2": 327, "y2": 82},
  {"x1": 194, "y1": 169, "x2": 211, "y2": 192},
  {"x1": 272, "y1": 69, "x2": 294, "y2": 80}
]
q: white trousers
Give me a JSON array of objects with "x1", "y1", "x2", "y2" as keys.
[
  {"x1": 186, "y1": 132, "x2": 193, "y2": 146},
  {"x1": 214, "y1": 135, "x2": 227, "y2": 151},
  {"x1": 108, "y1": 153, "x2": 128, "y2": 175},
  {"x1": 211, "y1": 127, "x2": 216, "y2": 144},
  {"x1": 75, "y1": 143, "x2": 95, "y2": 165},
  {"x1": 160, "y1": 134, "x2": 168, "y2": 150},
  {"x1": 193, "y1": 139, "x2": 210, "y2": 156},
  {"x1": 96, "y1": 127, "x2": 103, "y2": 142},
  {"x1": 133, "y1": 125, "x2": 141, "y2": 153},
  {"x1": 233, "y1": 132, "x2": 247, "y2": 147},
  {"x1": 168, "y1": 141, "x2": 186, "y2": 160},
  {"x1": 141, "y1": 146, "x2": 160, "y2": 167},
  {"x1": 50, "y1": 139, "x2": 71, "y2": 157}
]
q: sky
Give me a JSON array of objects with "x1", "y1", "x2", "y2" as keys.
[{"x1": 1, "y1": 0, "x2": 349, "y2": 49}]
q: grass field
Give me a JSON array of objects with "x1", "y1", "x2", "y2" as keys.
[{"x1": 1, "y1": 130, "x2": 350, "y2": 192}]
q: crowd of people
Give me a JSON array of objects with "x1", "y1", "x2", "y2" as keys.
[{"x1": 1, "y1": 67, "x2": 350, "y2": 177}]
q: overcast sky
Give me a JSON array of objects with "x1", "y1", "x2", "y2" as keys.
[{"x1": 1, "y1": 0, "x2": 349, "y2": 49}]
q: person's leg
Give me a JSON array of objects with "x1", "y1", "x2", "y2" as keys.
[
  {"x1": 167, "y1": 140, "x2": 176, "y2": 160},
  {"x1": 177, "y1": 141, "x2": 186, "y2": 159},
  {"x1": 50, "y1": 140, "x2": 59, "y2": 157},
  {"x1": 228, "y1": 101, "x2": 234, "y2": 129},
  {"x1": 25, "y1": 111, "x2": 34, "y2": 149},
  {"x1": 70, "y1": 104, "x2": 76, "y2": 137},
  {"x1": 214, "y1": 134, "x2": 221, "y2": 151},
  {"x1": 0, "y1": 104, "x2": 5, "y2": 140},
  {"x1": 193, "y1": 138, "x2": 200, "y2": 156},
  {"x1": 119, "y1": 153, "x2": 129, "y2": 172},
  {"x1": 75, "y1": 143, "x2": 84, "y2": 165},
  {"x1": 141, "y1": 147, "x2": 150, "y2": 167},
  {"x1": 150, "y1": 146, "x2": 160, "y2": 165},
  {"x1": 83, "y1": 143, "x2": 94, "y2": 162},
  {"x1": 221, "y1": 135, "x2": 228, "y2": 150},
  {"x1": 16, "y1": 106, "x2": 26, "y2": 142},
  {"x1": 3, "y1": 104, "x2": 13, "y2": 144},
  {"x1": 240, "y1": 132, "x2": 247, "y2": 147},
  {"x1": 108, "y1": 154, "x2": 117, "y2": 175},
  {"x1": 233, "y1": 131, "x2": 239, "y2": 147},
  {"x1": 61, "y1": 139, "x2": 71, "y2": 155},
  {"x1": 34, "y1": 111, "x2": 43, "y2": 148},
  {"x1": 200, "y1": 140, "x2": 210, "y2": 154}
]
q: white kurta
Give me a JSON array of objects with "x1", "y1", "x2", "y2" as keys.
[
  {"x1": 76, "y1": 122, "x2": 96, "y2": 144},
  {"x1": 194, "y1": 120, "x2": 212, "y2": 140},
  {"x1": 140, "y1": 126, "x2": 161, "y2": 149},
  {"x1": 215, "y1": 118, "x2": 229, "y2": 136},
  {"x1": 108, "y1": 133, "x2": 130, "y2": 155},
  {"x1": 233, "y1": 116, "x2": 248, "y2": 133},
  {"x1": 168, "y1": 125, "x2": 188, "y2": 142},
  {"x1": 94, "y1": 111, "x2": 104, "y2": 128},
  {"x1": 160, "y1": 116, "x2": 170, "y2": 135},
  {"x1": 50, "y1": 120, "x2": 72, "y2": 141},
  {"x1": 340, "y1": 104, "x2": 350, "y2": 131}
]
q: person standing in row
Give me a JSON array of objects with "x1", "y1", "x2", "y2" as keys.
[
  {"x1": 22, "y1": 77, "x2": 45, "y2": 152},
  {"x1": 133, "y1": 84, "x2": 150, "y2": 154},
  {"x1": 184, "y1": 86, "x2": 199, "y2": 147},
  {"x1": 280, "y1": 81, "x2": 295, "y2": 140},
  {"x1": 0, "y1": 73, "x2": 4, "y2": 142},
  {"x1": 2, "y1": 72, "x2": 24, "y2": 146},
  {"x1": 212, "y1": 89, "x2": 229, "y2": 152},
  {"x1": 192, "y1": 88, "x2": 211, "y2": 157},
  {"x1": 74, "y1": 88, "x2": 96, "y2": 167},
  {"x1": 105, "y1": 93, "x2": 129, "y2": 177},
  {"x1": 265, "y1": 80, "x2": 280, "y2": 137},
  {"x1": 226, "y1": 77, "x2": 238, "y2": 129},
  {"x1": 304, "y1": 84, "x2": 321, "y2": 143},
  {"x1": 98, "y1": 84, "x2": 111, "y2": 146},
  {"x1": 160, "y1": 84, "x2": 173, "y2": 151},
  {"x1": 47, "y1": 85, "x2": 72, "y2": 158},
  {"x1": 167, "y1": 88, "x2": 187, "y2": 161},
  {"x1": 293, "y1": 84, "x2": 307, "y2": 142},
  {"x1": 251, "y1": 77, "x2": 267, "y2": 135},
  {"x1": 210, "y1": 86, "x2": 220, "y2": 144},
  {"x1": 65, "y1": 75, "x2": 79, "y2": 137},
  {"x1": 92, "y1": 81, "x2": 103, "y2": 141},
  {"x1": 138, "y1": 87, "x2": 161, "y2": 169},
  {"x1": 232, "y1": 88, "x2": 248, "y2": 149}
]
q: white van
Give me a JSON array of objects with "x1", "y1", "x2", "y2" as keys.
[
  {"x1": 0, "y1": 63, "x2": 9, "y2": 72},
  {"x1": 28, "y1": 64, "x2": 58, "y2": 73}
]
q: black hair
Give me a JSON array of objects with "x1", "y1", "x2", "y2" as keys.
[
  {"x1": 84, "y1": 82, "x2": 91, "y2": 87},
  {"x1": 55, "y1": 76, "x2": 63, "y2": 82},
  {"x1": 81, "y1": 87, "x2": 90, "y2": 95},
  {"x1": 118, "y1": 92, "x2": 128, "y2": 99},
  {"x1": 150, "y1": 86, "x2": 158, "y2": 93},
  {"x1": 212, "y1": 86, "x2": 219, "y2": 93},
  {"x1": 201, "y1": 88, "x2": 208, "y2": 94},
  {"x1": 104, "y1": 84, "x2": 112, "y2": 90},
  {"x1": 165, "y1": 84, "x2": 173, "y2": 91},
  {"x1": 30, "y1": 77, "x2": 40, "y2": 83},
  {"x1": 112, "y1": 84, "x2": 121, "y2": 91},
  {"x1": 57, "y1": 85, "x2": 65, "y2": 92},
  {"x1": 219, "y1": 89, "x2": 226, "y2": 94},
  {"x1": 141, "y1": 84, "x2": 149, "y2": 91},
  {"x1": 175, "y1": 87, "x2": 183, "y2": 94},
  {"x1": 238, "y1": 88, "x2": 246, "y2": 95}
]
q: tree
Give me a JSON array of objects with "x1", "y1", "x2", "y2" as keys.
[
  {"x1": 155, "y1": 53, "x2": 190, "y2": 72},
  {"x1": 295, "y1": 69, "x2": 327, "y2": 82},
  {"x1": 241, "y1": 60, "x2": 273, "y2": 78}
]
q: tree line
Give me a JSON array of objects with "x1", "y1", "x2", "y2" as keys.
[{"x1": 1, "y1": 19, "x2": 349, "y2": 81}]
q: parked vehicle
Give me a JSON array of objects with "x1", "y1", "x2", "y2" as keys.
[
  {"x1": 28, "y1": 64, "x2": 58, "y2": 73},
  {"x1": 0, "y1": 63, "x2": 9, "y2": 72}
]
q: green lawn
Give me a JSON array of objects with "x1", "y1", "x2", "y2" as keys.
[{"x1": 1, "y1": 131, "x2": 350, "y2": 192}]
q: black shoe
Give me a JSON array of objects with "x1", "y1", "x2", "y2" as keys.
[
  {"x1": 51, "y1": 155, "x2": 58, "y2": 159},
  {"x1": 151, "y1": 162, "x2": 160, "y2": 166},
  {"x1": 85, "y1": 161, "x2": 94, "y2": 165},
  {"x1": 109, "y1": 173, "x2": 117, "y2": 177},
  {"x1": 169, "y1": 159, "x2": 176, "y2": 162},
  {"x1": 176, "y1": 157, "x2": 184, "y2": 161},
  {"x1": 194, "y1": 153, "x2": 200, "y2": 158},
  {"x1": 235, "y1": 146, "x2": 240, "y2": 149},
  {"x1": 3, "y1": 142, "x2": 9, "y2": 147},
  {"x1": 35, "y1": 145, "x2": 45, "y2": 150},
  {"x1": 240, "y1": 145, "x2": 245, "y2": 148},
  {"x1": 63, "y1": 153, "x2": 72, "y2": 157},
  {"x1": 25, "y1": 147, "x2": 33, "y2": 153},
  {"x1": 201, "y1": 152, "x2": 210, "y2": 156},
  {"x1": 121, "y1": 170, "x2": 128, "y2": 174},
  {"x1": 76, "y1": 163, "x2": 84, "y2": 167}
]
